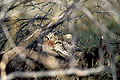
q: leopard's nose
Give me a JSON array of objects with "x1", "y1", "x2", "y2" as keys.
[{"x1": 44, "y1": 40, "x2": 55, "y2": 47}]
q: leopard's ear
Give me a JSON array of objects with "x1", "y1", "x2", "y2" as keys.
[{"x1": 63, "y1": 34, "x2": 72, "y2": 41}]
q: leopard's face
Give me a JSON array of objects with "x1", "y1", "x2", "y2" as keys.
[{"x1": 42, "y1": 31, "x2": 73, "y2": 57}]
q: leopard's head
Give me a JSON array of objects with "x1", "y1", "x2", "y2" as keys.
[{"x1": 42, "y1": 31, "x2": 73, "y2": 57}]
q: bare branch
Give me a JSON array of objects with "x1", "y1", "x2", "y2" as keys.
[{"x1": 6, "y1": 66, "x2": 105, "y2": 80}]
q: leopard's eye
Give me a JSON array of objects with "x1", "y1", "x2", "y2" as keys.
[
  {"x1": 55, "y1": 41, "x2": 62, "y2": 44},
  {"x1": 44, "y1": 36, "x2": 49, "y2": 40}
]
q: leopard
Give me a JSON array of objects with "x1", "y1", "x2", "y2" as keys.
[{"x1": 6, "y1": 30, "x2": 79, "y2": 76}]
